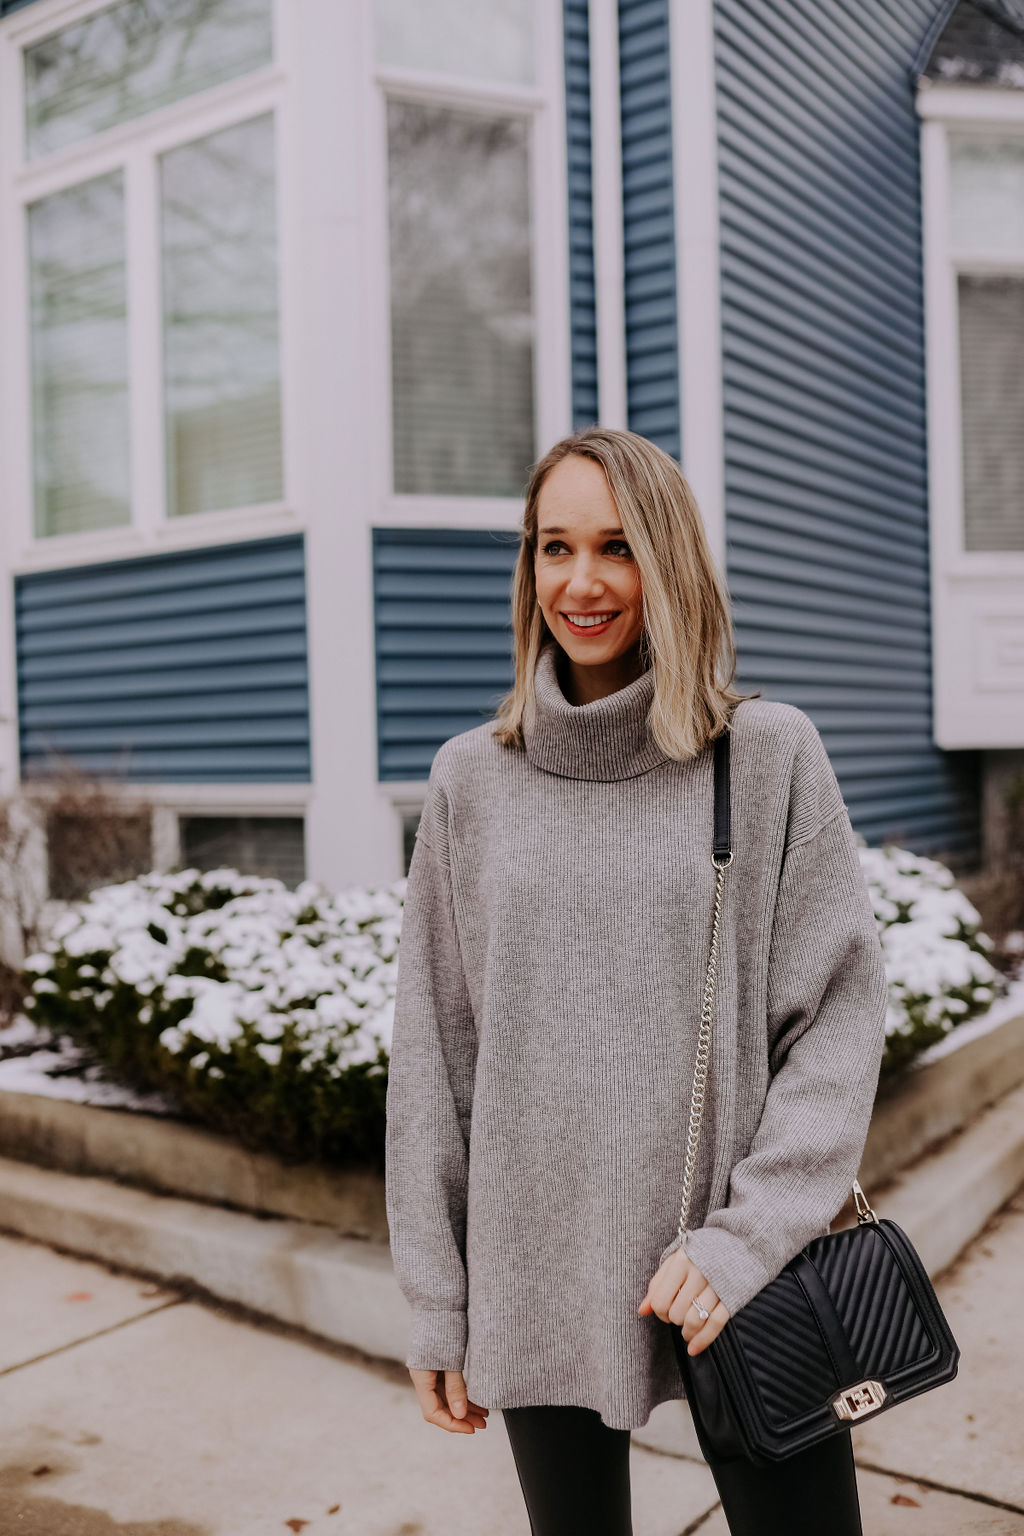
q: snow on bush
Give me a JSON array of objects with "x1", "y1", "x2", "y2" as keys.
[
  {"x1": 23, "y1": 867, "x2": 403, "y2": 1165},
  {"x1": 18, "y1": 844, "x2": 1008, "y2": 1161},
  {"x1": 860, "y1": 841, "x2": 1007, "y2": 1074}
]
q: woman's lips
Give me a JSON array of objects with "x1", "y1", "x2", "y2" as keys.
[{"x1": 561, "y1": 611, "x2": 620, "y2": 637}]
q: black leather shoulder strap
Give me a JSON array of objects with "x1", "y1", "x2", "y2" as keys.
[{"x1": 712, "y1": 710, "x2": 733, "y2": 862}]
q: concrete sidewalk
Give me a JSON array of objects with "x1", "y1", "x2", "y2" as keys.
[{"x1": 1, "y1": 1194, "x2": 1022, "y2": 1536}]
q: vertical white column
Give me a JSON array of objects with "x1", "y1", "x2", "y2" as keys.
[
  {"x1": 669, "y1": 0, "x2": 726, "y2": 569},
  {"x1": 0, "y1": 23, "x2": 23, "y2": 798},
  {"x1": 285, "y1": 0, "x2": 401, "y2": 890},
  {"x1": 588, "y1": 0, "x2": 628, "y2": 429}
]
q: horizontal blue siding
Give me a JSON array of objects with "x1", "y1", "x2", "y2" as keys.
[
  {"x1": 713, "y1": 0, "x2": 980, "y2": 861},
  {"x1": 15, "y1": 534, "x2": 310, "y2": 782},
  {"x1": 373, "y1": 528, "x2": 519, "y2": 780},
  {"x1": 564, "y1": 0, "x2": 599, "y2": 428},
  {"x1": 619, "y1": 0, "x2": 680, "y2": 458}
]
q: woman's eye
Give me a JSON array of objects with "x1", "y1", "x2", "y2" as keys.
[{"x1": 539, "y1": 539, "x2": 631, "y2": 557}]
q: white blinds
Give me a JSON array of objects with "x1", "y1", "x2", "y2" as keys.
[
  {"x1": 949, "y1": 135, "x2": 1024, "y2": 259},
  {"x1": 374, "y1": 0, "x2": 534, "y2": 86},
  {"x1": 24, "y1": 0, "x2": 273, "y2": 160},
  {"x1": 387, "y1": 99, "x2": 536, "y2": 497},
  {"x1": 28, "y1": 170, "x2": 131, "y2": 538},
  {"x1": 160, "y1": 112, "x2": 283, "y2": 518},
  {"x1": 958, "y1": 274, "x2": 1024, "y2": 553}
]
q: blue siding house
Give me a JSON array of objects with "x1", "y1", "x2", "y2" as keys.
[{"x1": 0, "y1": 0, "x2": 1021, "y2": 895}]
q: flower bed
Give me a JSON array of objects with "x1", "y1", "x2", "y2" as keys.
[
  {"x1": 21, "y1": 868, "x2": 400, "y2": 1167},
  {"x1": 14, "y1": 842, "x2": 1009, "y2": 1166}
]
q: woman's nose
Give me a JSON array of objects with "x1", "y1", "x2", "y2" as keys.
[{"x1": 564, "y1": 558, "x2": 604, "y2": 597}]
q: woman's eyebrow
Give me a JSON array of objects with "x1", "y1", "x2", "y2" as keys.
[{"x1": 539, "y1": 525, "x2": 625, "y2": 537}]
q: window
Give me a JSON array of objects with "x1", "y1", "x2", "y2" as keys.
[
  {"x1": 387, "y1": 100, "x2": 535, "y2": 496},
  {"x1": 23, "y1": 0, "x2": 272, "y2": 159},
  {"x1": 919, "y1": 95, "x2": 1024, "y2": 750},
  {"x1": 161, "y1": 112, "x2": 283, "y2": 518},
  {"x1": 179, "y1": 814, "x2": 305, "y2": 887},
  {"x1": 376, "y1": 0, "x2": 545, "y2": 499},
  {"x1": 374, "y1": 0, "x2": 534, "y2": 86},
  {"x1": 28, "y1": 170, "x2": 130, "y2": 537},
  {"x1": 14, "y1": 0, "x2": 281, "y2": 539},
  {"x1": 949, "y1": 135, "x2": 1024, "y2": 553}
]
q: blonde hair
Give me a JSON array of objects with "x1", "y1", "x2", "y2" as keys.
[{"x1": 491, "y1": 426, "x2": 758, "y2": 760}]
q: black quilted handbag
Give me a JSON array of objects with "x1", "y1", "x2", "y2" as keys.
[{"x1": 667, "y1": 721, "x2": 960, "y2": 1465}]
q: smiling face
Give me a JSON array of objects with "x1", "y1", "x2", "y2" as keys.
[{"x1": 533, "y1": 454, "x2": 645, "y2": 676}]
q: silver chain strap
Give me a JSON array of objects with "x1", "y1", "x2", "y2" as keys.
[{"x1": 675, "y1": 847, "x2": 733, "y2": 1244}]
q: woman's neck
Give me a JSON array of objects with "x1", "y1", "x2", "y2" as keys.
[{"x1": 556, "y1": 639, "x2": 647, "y2": 706}]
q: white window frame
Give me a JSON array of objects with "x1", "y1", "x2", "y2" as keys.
[
  {"x1": 919, "y1": 82, "x2": 1024, "y2": 749},
  {"x1": 669, "y1": 0, "x2": 725, "y2": 572},
  {"x1": 362, "y1": 0, "x2": 574, "y2": 531},
  {"x1": 0, "y1": 0, "x2": 300, "y2": 574}
]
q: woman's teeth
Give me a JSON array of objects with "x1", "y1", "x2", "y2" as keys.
[{"x1": 564, "y1": 612, "x2": 617, "y2": 627}]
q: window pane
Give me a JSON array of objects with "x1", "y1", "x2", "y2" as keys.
[
  {"x1": 179, "y1": 815, "x2": 306, "y2": 887},
  {"x1": 949, "y1": 135, "x2": 1024, "y2": 259},
  {"x1": 161, "y1": 112, "x2": 283, "y2": 517},
  {"x1": 387, "y1": 100, "x2": 535, "y2": 496},
  {"x1": 28, "y1": 170, "x2": 130, "y2": 538},
  {"x1": 958, "y1": 274, "x2": 1024, "y2": 552},
  {"x1": 374, "y1": 0, "x2": 534, "y2": 86},
  {"x1": 24, "y1": 0, "x2": 273, "y2": 160}
]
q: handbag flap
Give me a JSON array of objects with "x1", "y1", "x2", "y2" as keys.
[{"x1": 805, "y1": 1221, "x2": 937, "y2": 1381}]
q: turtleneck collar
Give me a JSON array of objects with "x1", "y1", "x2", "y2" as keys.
[{"x1": 522, "y1": 641, "x2": 672, "y2": 781}]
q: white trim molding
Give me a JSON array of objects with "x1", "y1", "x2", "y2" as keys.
[
  {"x1": 668, "y1": 0, "x2": 726, "y2": 573},
  {"x1": 588, "y1": 0, "x2": 627, "y2": 429},
  {"x1": 919, "y1": 92, "x2": 1024, "y2": 750}
]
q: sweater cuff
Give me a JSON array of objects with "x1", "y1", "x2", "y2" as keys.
[
  {"x1": 676, "y1": 1226, "x2": 774, "y2": 1318},
  {"x1": 405, "y1": 1308, "x2": 468, "y2": 1373}
]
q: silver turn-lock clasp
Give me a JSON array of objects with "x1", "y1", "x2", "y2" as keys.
[{"x1": 832, "y1": 1379, "x2": 887, "y2": 1422}]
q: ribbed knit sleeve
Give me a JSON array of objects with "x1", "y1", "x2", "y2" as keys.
[
  {"x1": 384, "y1": 766, "x2": 478, "y2": 1372},
  {"x1": 669, "y1": 729, "x2": 889, "y2": 1319}
]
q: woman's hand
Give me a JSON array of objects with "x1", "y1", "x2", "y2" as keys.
[
  {"x1": 638, "y1": 1249, "x2": 730, "y2": 1356},
  {"x1": 409, "y1": 1368, "x2": 490, "y2": 1433}
]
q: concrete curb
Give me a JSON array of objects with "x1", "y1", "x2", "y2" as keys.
[
  {"x1": 0, "y1": 1087, "x2": 389, "y2": 1240},
  {"x1": 1, "y1": 1078, "x2": 1023, "y2": 1385},
  {"x1": 0, "y1": 1155, "x2": 403, "y2": 1362}
]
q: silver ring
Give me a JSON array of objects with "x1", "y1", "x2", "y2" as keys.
[{"x1": 691, "y1": 1298, "x2": 710, "y2": 1322}]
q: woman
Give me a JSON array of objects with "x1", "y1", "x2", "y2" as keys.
[{"x1": 384, "y1": 427, "x2": 888, "y2": 1535}]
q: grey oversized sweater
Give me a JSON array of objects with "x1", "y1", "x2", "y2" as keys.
[{"x1": 384, "y1": 640, "x2": 888, "y2": 1430}]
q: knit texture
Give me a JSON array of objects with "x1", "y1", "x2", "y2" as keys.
[{"x1": 384, "y1": 641, "x2": 888, "y2": 1430}]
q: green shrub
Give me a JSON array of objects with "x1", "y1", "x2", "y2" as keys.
[{"x1": 24, "y1": 868, "x2": 400, "y2": 1168}]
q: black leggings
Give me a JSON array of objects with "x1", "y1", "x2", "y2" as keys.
[{"x1": 502, "y1": 1395, "x2": 862, "y2": 1536}]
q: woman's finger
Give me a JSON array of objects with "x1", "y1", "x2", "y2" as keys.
[
  {"x1": 443, "y1": 1370, "x2": 488, "y2": 1425},
  {"x1": 409, "y1": 1369, "x2": 488, "y2": 1433},
  {"x1": 679, "y1": 1283, "x2": 719, "y2": 1342},
  {"x1": 643, "y1": 1251, "x2": 698, "y2": 1322},
  {"x1": 666, "y1": 1270, "x2": 708, "y2": 1329},
  {"x1": 686, "y1": 1300, "x2": 731, "y2": 1357}
]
